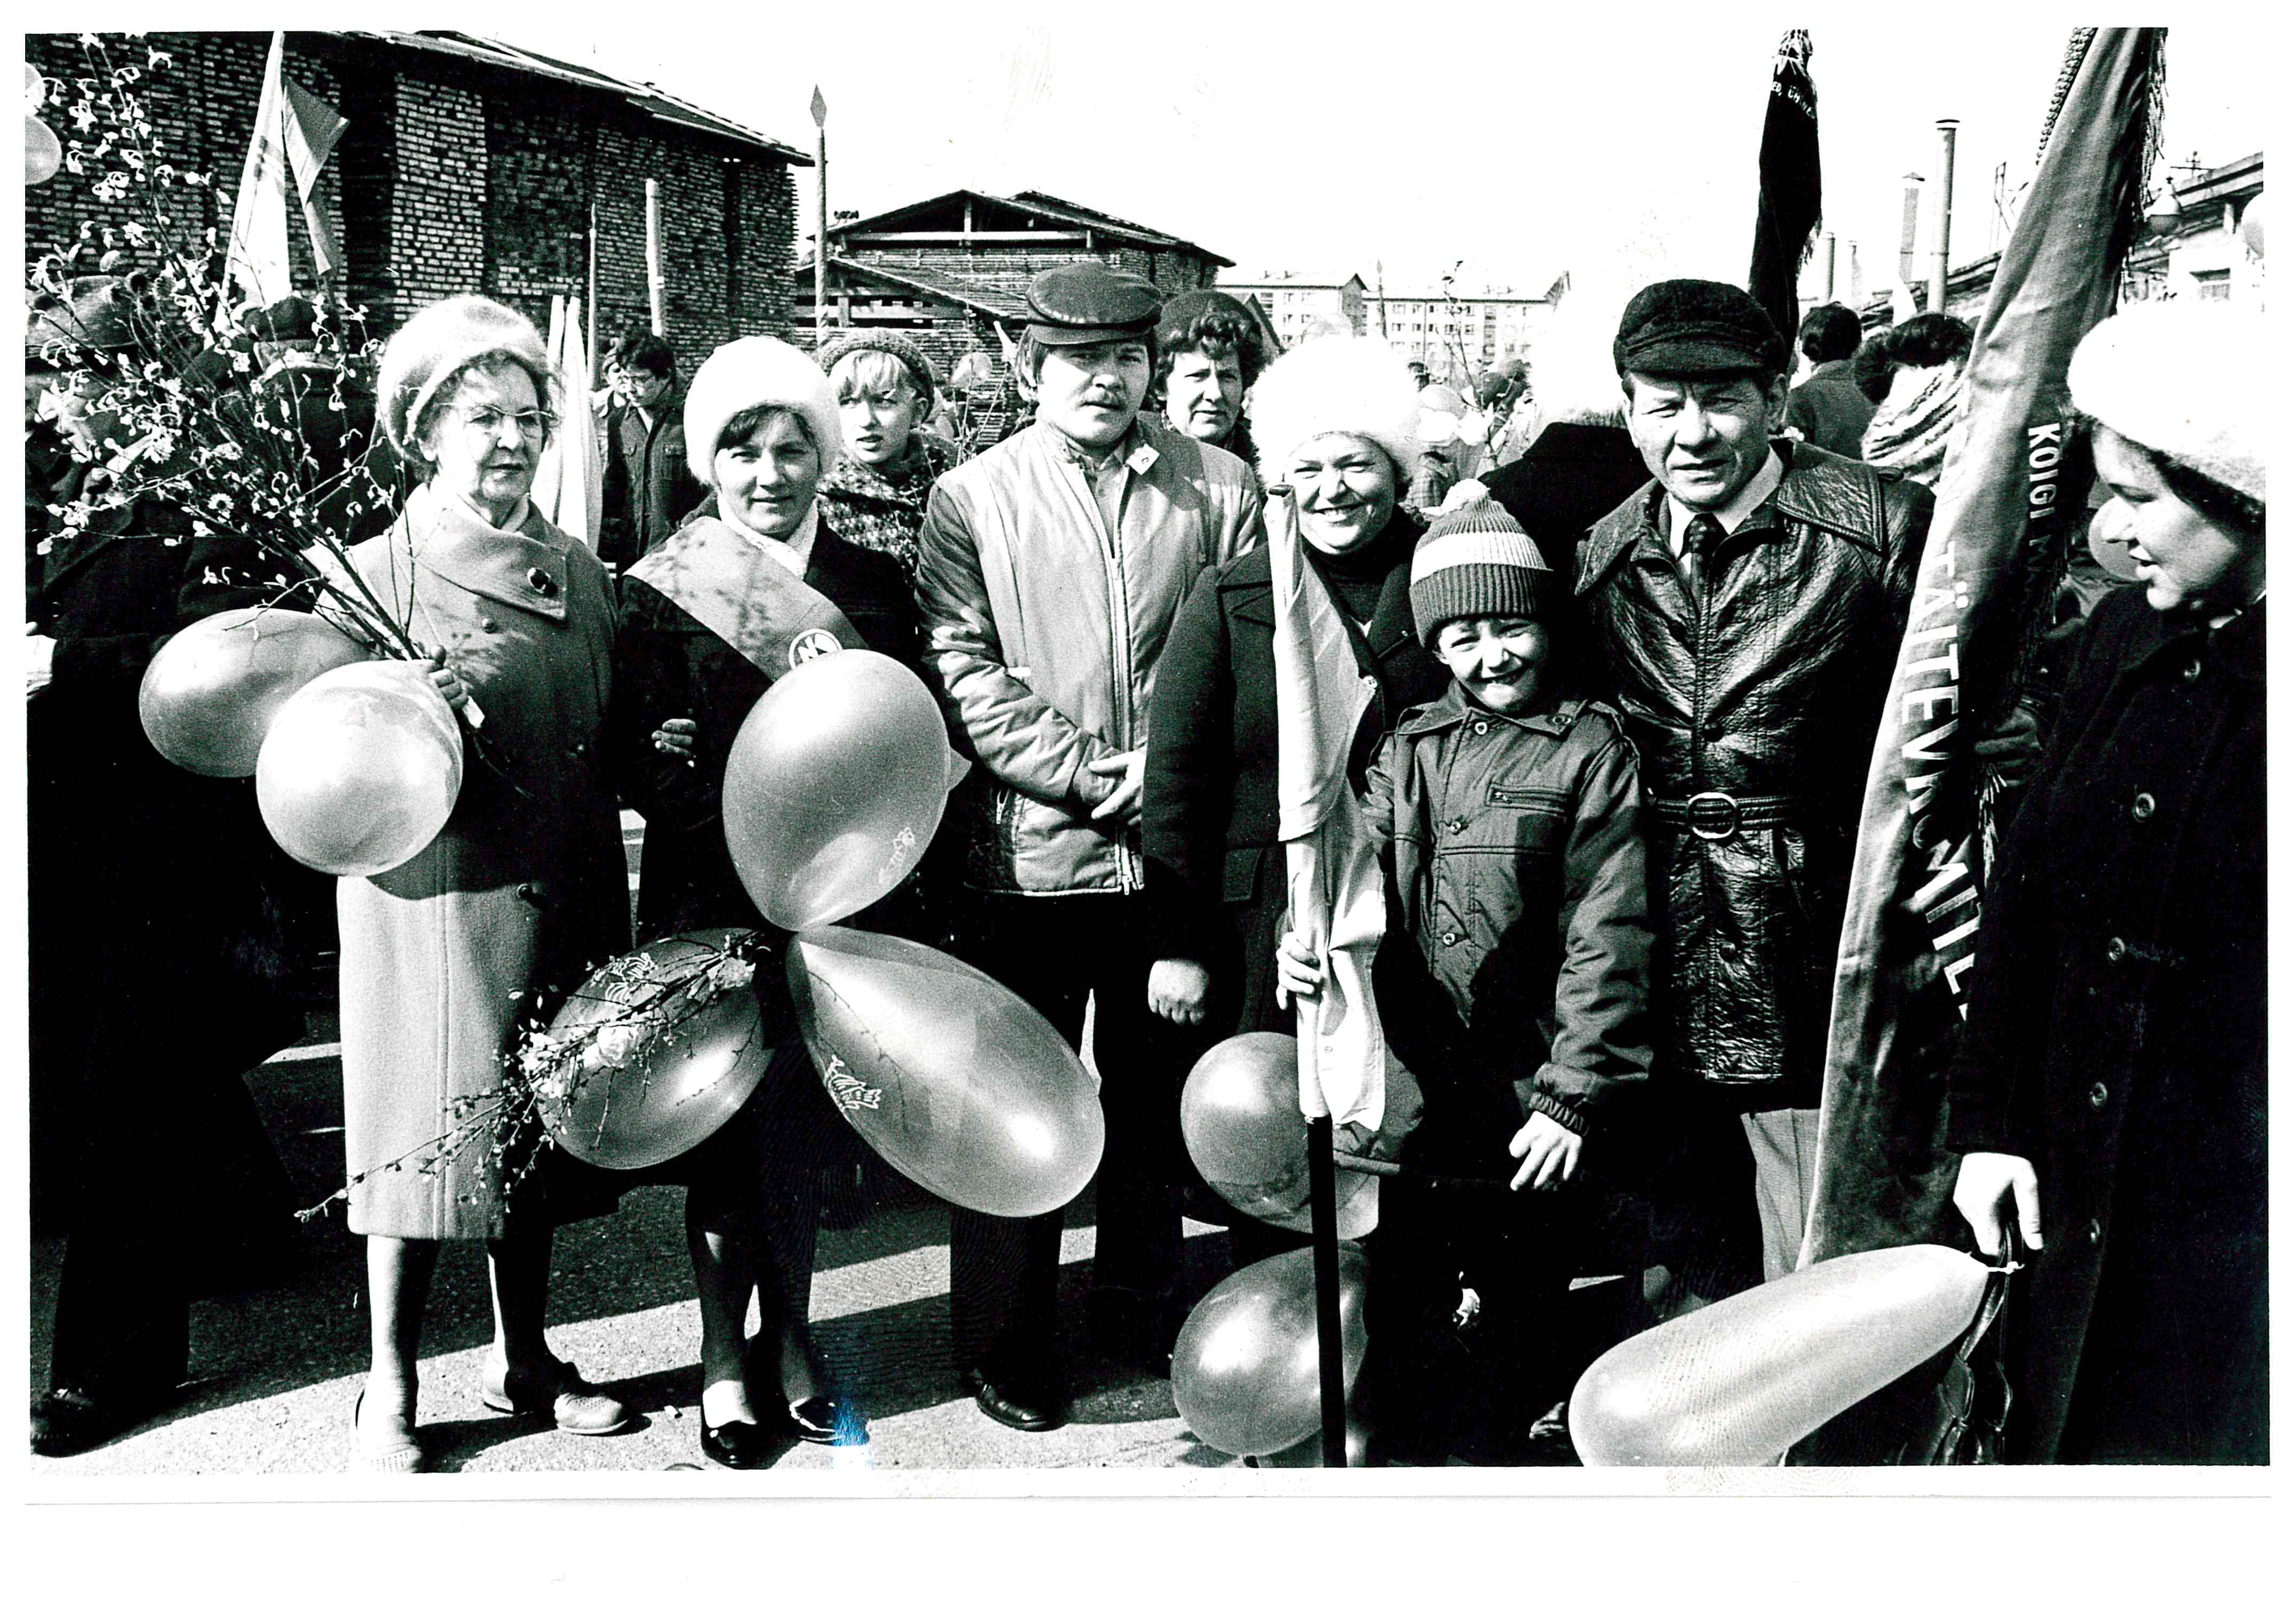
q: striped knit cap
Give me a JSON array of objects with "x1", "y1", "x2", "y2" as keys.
[{"x1": 1410, "y1": 500, "x2": 1553, "y2": 647}]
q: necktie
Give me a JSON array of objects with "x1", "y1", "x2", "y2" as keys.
[{"x1": 1680, "y1": 512, "x2": 1724, "y2": 604}]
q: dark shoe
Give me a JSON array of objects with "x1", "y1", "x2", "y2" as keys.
[
  {"x1": 788, "y1": 1395, "x2": 865, "y2": 1446},
  {"x1": 959, "y1": 1367, "x2": 1065, "y2": 1433},
  {"x1": 699, "y1": 1412, "x2": 778, "y2": 1470},
  {"x1": 30, "y1": 1383, "x2": 173, "y2": 1458},
  {"x1": 479, "y1": 1356, "x2": 635, "y2": 1436}
]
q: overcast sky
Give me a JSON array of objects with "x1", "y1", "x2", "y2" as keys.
[{"x1": 487, "y1": 4, "x2": 2261, "y2": 315}]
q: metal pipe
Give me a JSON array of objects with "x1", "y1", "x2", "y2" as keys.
[
  {"x1": 1899, "y1": 173, "x2": 1924, "y2": 291},
  {"x1": 814, "y1": 88, "x2": 829, "y2": 340},
  {"x1": 645, "y1": 178, "x2": 666, "y2": 336},
  {"x1": 1930, "y1": 120, "x2": 1960, "y2": 312},
  {"x1": 1823, "y1": 232, "x2": 1837, "y2": 300}
]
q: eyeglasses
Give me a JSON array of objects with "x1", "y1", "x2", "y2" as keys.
[{"x1": 455, "y1": 406, "x2": 556, "y2": 441}]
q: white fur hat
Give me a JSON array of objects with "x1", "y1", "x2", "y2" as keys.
[
  {"x1": 377, "y1": 294, "x2": 554, "y2": 455},
  {"x1": 684, "y1": 335, "x2": 844, "y2": 488},
  {"x1": 1248, "y1": 336, "x2": 1424, "y2": 486},
  {"x1": 2068, "y1": 302, "x2": 2266, "y2": 505}
]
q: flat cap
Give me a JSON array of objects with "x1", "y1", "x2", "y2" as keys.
[
  {"x1": 1025, "y1": 262, "x2": 1162, "y2": 347},
  {"x1": 1613, "y1": 279, "x2": 1786, "y2": 379}
]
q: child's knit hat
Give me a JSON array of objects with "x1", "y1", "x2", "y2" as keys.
[{"x1": 1409, "y1": 499, "x2": 1553, "y2": 647}]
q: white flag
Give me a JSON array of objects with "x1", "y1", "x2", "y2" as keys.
[{"x1": 225, "y1": 33, "x2": 346, "y2": 308}]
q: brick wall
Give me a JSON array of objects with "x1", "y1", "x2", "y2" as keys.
[{"x1": 27, "y1": 30, "x2": 803, "y2": 377}]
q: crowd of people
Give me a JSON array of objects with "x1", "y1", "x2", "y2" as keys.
[{"x1": 25, "y1": 255, "x2": 2265, "y2": 1471}]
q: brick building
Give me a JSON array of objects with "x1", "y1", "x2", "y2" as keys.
[
  {"x1": 1221, "y1": 271, "x2": 1370, "y2": 344},
  {"x1": 26, "y1": 30, "x2": 811, "y2": 379},
  {"x1": 794, "y1": 189, "x2": 1239, "y2": 384}
]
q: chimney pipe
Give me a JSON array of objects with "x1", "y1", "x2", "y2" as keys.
[{"x1": 1930, "y1": 120, "x2": 1960, "y2": 313}]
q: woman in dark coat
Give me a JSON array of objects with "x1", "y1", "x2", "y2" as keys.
[
  {"x1": 26, "y1": 293, "x2": 307, "y2": 1456},
  {"x1": 610, "y1": 336, "x2": 917, "y2": 1466},
  {"x1": 1947, "y1": 305, "x2": 2266, "y2": 1464}
]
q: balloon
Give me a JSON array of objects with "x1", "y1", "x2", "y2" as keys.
[
  {"x1": 1171, "y1": 1245, "x2": 1369, "y2": 1458},
  {"x1": 1179, "y1": 1032, "x2": 1378, "y2": 1238},
  {"x1": 723, "y1": 649, "x2": 949, "y2": 930},
  {"x1": 1251, "y1": 1373, "x2": 1373, "y2": 1468},
  {"x1": 1568, "y1": 1244, "x2": 1991, "y2": 1467},
  {"x1": 26, "y1": 116, "x2": 61, "y2": 186},
  {"x1": 2087, "y1": 500, "x2": 2145, "y2": 582},
  {"x1": 2239, "y1": 191, "x2": 2264, "y2": 261},
  {"x1": 785, "y1": 926, "x2": 1103, "y2": 1217},
  {"x1": 139, "y1": 606, "x2": 372, "y2": 776},
  {"x1": 535, "y1": 929, "x2": 771, "y2": 1170},
  {"x1": 255, "y1": 660, "x2": 463, "y2": 877}
]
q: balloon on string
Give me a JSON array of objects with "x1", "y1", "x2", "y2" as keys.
[
  {"x1": 1250, "y1": 1372, "x2": 1373, "y2": 1468},
  {"x1": 139, "y1": 606, "x2": 372, "y2": 776},
  {"x1": 256, "y1": 659, "x2": 463, "y2": 877},
  {"x1": 722, "y1": 649, "x2": 950, "y2": 931},
  {"x1": 785, "y1": 926, "x2": 1103, "y2": 1218},
  {"x1": 1568, "y1": 1243, "x2": 1991, "y2": 1467},
  {"x1": 536, "y1": 928, "x2": 771, "y2": 1170},
  {"x1": 2238, "y1": 191, "x2": 2264, "y2": 261},
  {"x1": 26, "y1": 116, "x2": 62, "y2": 186},
  {"x1": 1178, "y1": 1032, "x2": 1396, "y2": 1238},
  {"x1": 1171, "y1": 1244, "x2": 1369, "y2": 1458}
]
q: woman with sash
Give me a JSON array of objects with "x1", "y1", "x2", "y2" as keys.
[{"x1": 610, "y1": 336, "x2": 917, "y2": 1466}]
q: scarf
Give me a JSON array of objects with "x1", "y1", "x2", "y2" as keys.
[
  {"x1": 815, "y1": 430, "x2": 963, "y2": 573},
  {"x1": 1861, "y1": 361, "x2": 1966, "y2": 489}
]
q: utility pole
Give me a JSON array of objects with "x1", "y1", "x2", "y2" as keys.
[
  {"x1": 1930, "y1": 119, "x2": 1959, "y2": 312},
  {"x1": 812, "y1": 86, "x2": 829, "y2": 342},
  {"x1": 1823, "y1": 231, "x2": 1837, "y2": 300},
  {"x1": 1375, "y1": 260, "x2": 1389, "y2": 340},
  {"x1": 1899, "y1": 173, "x2": 1924, "y2": 292},
  {"x1": 645, "y1": 179, "x2": 666, "y2": 336}
]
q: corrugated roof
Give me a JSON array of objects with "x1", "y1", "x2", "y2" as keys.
[
  {"x1": 807, "y1": 255, "x2": 1031, "y2": 323},
  {"x1": 341, "y1": 30, "x2": 811, "y2": 164}
]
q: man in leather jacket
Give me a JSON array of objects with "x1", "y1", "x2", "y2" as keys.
[{"x1": 1575, "y1": 280, "x2": 1931, "y2": 1301}]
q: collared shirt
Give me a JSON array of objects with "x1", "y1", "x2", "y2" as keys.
[
  {"x1": 729, "y1": 501, "x2": 818, "y2": 577},
  {"x1": 1044, "y1": 420, "x2": 1157, "y2": 547},
  {"x1": 1665, "y1": 448, "x2": 1785, "y2": 554}
]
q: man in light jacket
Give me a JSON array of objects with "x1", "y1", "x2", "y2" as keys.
[{"x1": 914, "y1": 262, "x2": 1262, "y2": 1430}]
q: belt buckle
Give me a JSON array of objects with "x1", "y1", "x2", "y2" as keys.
[{"x1": 1684, "y1": 789, "x2": 1740, "y2": 841}]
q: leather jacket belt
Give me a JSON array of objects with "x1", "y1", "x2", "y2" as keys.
[{"x1": 1650, "y1": 790, "x2": 1803, "y2": 842}]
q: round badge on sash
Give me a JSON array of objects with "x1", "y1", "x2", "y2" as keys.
[{"x1": 789, "y1": 628, "x2": 844, "y2": 668}]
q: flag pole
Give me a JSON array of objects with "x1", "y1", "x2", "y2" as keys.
[{"x1": 1307, "y1": 1111, "x2": 1348, "y2": 1466}]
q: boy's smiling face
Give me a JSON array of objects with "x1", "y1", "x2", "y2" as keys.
[{"x1": 1434, "y1": 616, "x2": 1549, "y2": 715}]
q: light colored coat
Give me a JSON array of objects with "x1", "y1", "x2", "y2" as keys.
[
  {"x1": 913, "y1": 414, "x2": 1261, "y2": 894},
  {"x1": 334, "y1": 484, "x2": 629, "y2": 1239}
]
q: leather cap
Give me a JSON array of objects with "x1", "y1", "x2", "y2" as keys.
[
  {"x1": 1025, "y1": 262, "x2": 1162, "y2": 347},
  {"x1": 1613, "y1": 279, "x2": 1786, "y2": 379}
]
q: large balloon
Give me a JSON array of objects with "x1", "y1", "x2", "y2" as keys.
[
  {"x1": 785, "y1": 926, "x2": 1103, "y2": 1218},
  {"x1": 255, "y1": 660, "x2": 463, "y2": 877},
  {"x1": 723, "y1": 649, "x2": 949, "y2": 930},
  {"x1": 1172, "y1": 1245, "x2": 1369, "y2": 1458},
  {"x1": 535, "y1": 929, "x2": 771, "y2": 1170},
  {"x1": 26, "y1": 115, "x2": 62, "y2": 186},
  {"x1": 1569, "y1": 1244, "x2": 1991, "y2": 1467},
  {"x1": 139, "y1": 606, "x2": 372, "y2": 775},
  {"x1": 1179, "y1": 1032, "x2": 1392, "y2": 1238}
]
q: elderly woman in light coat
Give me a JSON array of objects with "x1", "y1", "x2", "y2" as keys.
[{"x1": 335, "y1": 295, "x2": 632, "y2": 1471}]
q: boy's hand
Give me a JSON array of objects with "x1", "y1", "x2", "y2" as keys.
[
  {"x1": 1508, "y1": 1111, "x2": 1582, "y2": 1191},
  {"x1": 1271, "y1": 930, "x2": 1325, "y2": 1009}
]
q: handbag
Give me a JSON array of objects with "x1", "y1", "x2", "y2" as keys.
[{"x1": 1903, "y1": 1253, "x2": 2018, "y2": 1465}]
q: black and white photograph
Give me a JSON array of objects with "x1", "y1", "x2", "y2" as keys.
[{"x1": 11, "y1": 1, "x2": 2278, "y2": 1592}]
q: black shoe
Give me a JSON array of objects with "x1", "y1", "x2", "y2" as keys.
[
  {"x1": 958, "y1": 1367, "x2": 1065, "y2": 1433},
  {"x1": 30, "y1": 1383, "x2": 173, "y2": 1458},
  {"x1": 699, "y1": 1412, "x2": 779, "y2": 1470}
]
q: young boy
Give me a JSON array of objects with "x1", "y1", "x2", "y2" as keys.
[{"x1": 1276, "y1": 500, "x2": 1654, "y2": 1463}]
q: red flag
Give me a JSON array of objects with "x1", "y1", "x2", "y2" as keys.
[
  {"x1": 1804, "y1": 29, "x2": 2166, "y2": 1265},
  {"x1": 1747, "y1": 29, "x2": 1821, "y2": 348}
]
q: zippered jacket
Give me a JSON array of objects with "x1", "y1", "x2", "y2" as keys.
[{"x1": 915, "y1": 414, "x2": 1261, "y2": 895}]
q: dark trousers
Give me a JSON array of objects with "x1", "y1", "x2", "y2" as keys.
[{"x1": 948, "y1": 891, "x2": 1196, "y2": 1389}]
